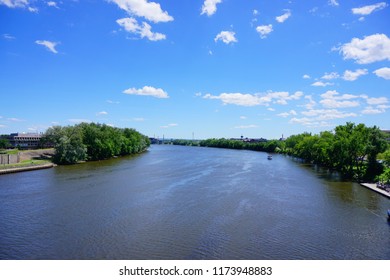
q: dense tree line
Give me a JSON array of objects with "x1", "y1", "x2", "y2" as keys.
[
  {"x1": 285, "y1": 123, "x2": 388, "y2": 181},
  {"x1": 172, "y1": 139, "x2": 200, "y2": 146},
  {"x1": 42, "y1": 123, "x2": 150, "y2": 165},
  {"x1": 199, "y1": 138, "x2": 285, "y2": 153},
  {"x1": 198, "y1": 122, "x2": 389, "y2": 181}
]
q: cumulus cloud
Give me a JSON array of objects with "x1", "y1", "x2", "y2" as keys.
[
  {"x1": 365, "y1": 96, "x2": 388, "y2": 105},
  {"x1": 343, "y1": 69, "x2": 368, "y2": 81},
  {"x1": 338, "y1": 33, "x2": 390, "y2": 64},
  {"x1": 35, "y1": 40, "x2": 59, "y2": 53},
  {"x1": 203, "y1": 93, "x2": 262, "y2": 106},
  {"x1": 352, "y1": 2, "x2": 388, "y2": 15},
  {"x1": 373, "y1": 67, "x2": 390, "y2": 80},
  {"x1": 1, "y1": 0, "x2": 29, "y2": 8},
  {"x1": 109, "y1": 0, "x2": 173, "y2": 23},
  {"x1": 201, "y1": 0, "x2": 222, "y2": 16},
  {"x1": 311, "y1": 81, "x2": 333, "y2": 87},
  {"x1": 256, "y1": 24, "x2": 273, "y2": 39},
  {"x1": 328, "y1": 0, "x2": 339, "y2": 6},
  {"x1": 203, "y1": 91, "x2": 302, "y2": 107},
  {"x1": 123, "y1": 86, "x2": 169, "y2": 98},
  {"x1": 320, "y1": 90, "x2": 361, "y2": 108},
  {"x1": 117, "y1": 17, "x2": 166, "y2": 41},
  {"x1": 277, "y1": 110, "x2": 297, "y2": 118},
  {"x1": 302, "y1": 74, "x2": 311, "y2": 79},
  {"x1": 96, "y1": 111, "x2": 108, "y2": 116},
  {"x1": 298, "y1": 109, "x2": 357, "y2": 121},
  {"x1": 321, "y1": 72, "x2": 339, "y2": 80},
  {"x1": 289, "y1": 91, "x2": 389, "y2": 126},
  {"x1": 275, "y1": 10, "x2": 291, "y2": 23},
  {"x1": 214, "y1": 31, "x2": 237, "y2": 44},
  {"x1": 361, "y1": 106, "x2": 386, "y2": 115}
]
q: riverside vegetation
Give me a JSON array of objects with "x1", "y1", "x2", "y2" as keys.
[
  {"x1": 41, "y1": 123, "x2": 150, "y2": 165},
  {"x1": 197, "y1": 122, "x2": 390, "y2": 183}
]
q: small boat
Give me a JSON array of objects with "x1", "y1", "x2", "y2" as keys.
[{"x1": 267, "y1": 155, "x2": 272, "y2": 160}]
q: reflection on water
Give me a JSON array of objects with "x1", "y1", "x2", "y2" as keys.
[{"x1": 0, "y1": 145, "x2": 389, "y2": 259}]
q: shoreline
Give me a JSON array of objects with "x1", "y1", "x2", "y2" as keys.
[
  {"x1": 0, "y1": 163, "x2": 55, "y2": 175},
  {"x1": 360, "y1": 183, "x2": 390, "y2": 199}
]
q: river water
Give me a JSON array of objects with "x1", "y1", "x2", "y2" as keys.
[{"x1": 0, "y1": 145, "x2": 389, "y2": 259}]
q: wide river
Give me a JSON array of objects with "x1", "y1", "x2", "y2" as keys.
[{"x1": 1, "y1": 145, "x2": 389, "y2": 259}]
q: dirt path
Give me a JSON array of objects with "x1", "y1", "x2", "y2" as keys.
[{"x1": 19, "y1": 149, "x2": 55, "y2": 161}]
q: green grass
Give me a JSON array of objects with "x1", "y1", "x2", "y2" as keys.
[
  {"x1": 0, "y1": 159, "x2": 52, "y2": 170},
  {"x1": 0, "y1": 149, "x2": 19, "y2": 155}
]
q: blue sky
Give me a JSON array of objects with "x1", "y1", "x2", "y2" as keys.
[{"x1": 1, "y1": 0, "x2": 389, "y2": 140}]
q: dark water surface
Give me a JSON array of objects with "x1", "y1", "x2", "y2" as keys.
[{"x1": 1, "y1": 145, "x2": 389, "y2": 259}]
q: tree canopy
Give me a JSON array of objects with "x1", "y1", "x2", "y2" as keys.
[
  {"x1": 42, "y1": 123, "x2": 150, "y2": 165},
  {"x1": 198, "y1": 122, "x2": 389, "y2": 181}
]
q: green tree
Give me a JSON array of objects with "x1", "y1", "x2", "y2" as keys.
[
  {"x1": 0, "y1": 137, "x2": 10, "y2": 149},
  {"x1": 51, "y1": 126, "x2": 87, "y2": 165}
]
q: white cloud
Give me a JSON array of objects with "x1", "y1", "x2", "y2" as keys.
[
  {"x1": 256, "y1": 24, "x2": 273, "y2": 39},
  {"x1": 35, "y1": 40, "x2": 59, "y2": 53},
  {"x1": 3, "y1": 34, "x2": 15, "y2": 40},
  {"x1": 321, "y1": 72, "x2": 339, "y2": 80},
  {"x1": 373, "y1": 67, "x2": 390, "y2": 80},
  {"x1": 328, "y1": 0, "x2": 339, "y2": 6},
  {"x1": 201, "y1": 0, "x2": 222, "y2": 16},
  {"x1": 203, "y1": 91, "x2": 302, "y2": 107},
  {"x1": 233, "y1": 125, "x2": 258, "y2": 129},
  {"x1": 133, "y1": 117, "x2": 145, "y2": 122},
  {"x1": 277, "y1": 110, "x2": 297, "y2": 118},
  {"x1": 320, "y1": 90, "x2": 361, "y2": 108},
  {"x1": 123, "y1": 86, "x2": 169, "y2": 98},
  {"x1": 109, "y1": 0, "x2": 173, "y2": 23},
  {"x1": 239, "y1": 116, "x2": 247, "y2": 119},
  {"x1": 214, "y1": 31, "x2": 237, "y2": 44},
  {"x1": 304, "y1": 95, "x2": 317, "y2": 110},
  {"x1": 96, "y1": 111, "x2": 108, "y2": 116},
  {"x1": 253, "y1": 9, "x2": 259, "y2": 16},
  {"x1": 311, "y1": 81, "x2": 333, "y2": 87},
  {"x1": 352, "y1": 2, "x2": 388, "y2": 15},
  {"x1": 275, "y1": 10, "x2": 291, "y2": 23},
  {"x1": 117, "y1": 17, "x2": 166, "y2": 41},
  {"x1": 47, "y1": 1, "x2": 58, "y2": 8},
  {"x1": 0, "y1": 0, "x2": 28, "y2": 8},
  {"x1": 361, "y1": 106, "x2": 385, "y2": 115},
  {"x1": 342, "y1": 69, "x2": 368, "y2": 81},
  {"x1": 299, "y1": 109, "x2": 357, "y2": 121},
  {"x1": 27, "y1": 6, "x2": 37, "y2": 12},
  {"x1": 320, "y1": 99, "x2": 360, "y2": 108},
  {"x1": 366, "y1": 96, "x2": 388, "y2": 105},
  {"x1": 338, "y1": 33, "x2": 390, "y2": 64},
  {"x1": 203, "y1": 93, "x2": 262, "y2": 107},
  {"x1": 302, "y1": 74, "x2": 311, "y2": 79},
  {"x1": 0, "y1": 0, "x2": 40, "y2": 12},
  {"x1": 161, "y1": 123, "x2": 178, "y2": 128}
]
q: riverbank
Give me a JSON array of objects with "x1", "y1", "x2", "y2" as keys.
[
  {"x1": 0, "y1": 148, "x2": 55, "y2": 175},
  {"x1": 360, "y1": 183, "x2": 390, "y2": 199},
  {"x1": 0, "y1": 163, "x2": 55, "y2": 175}
]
